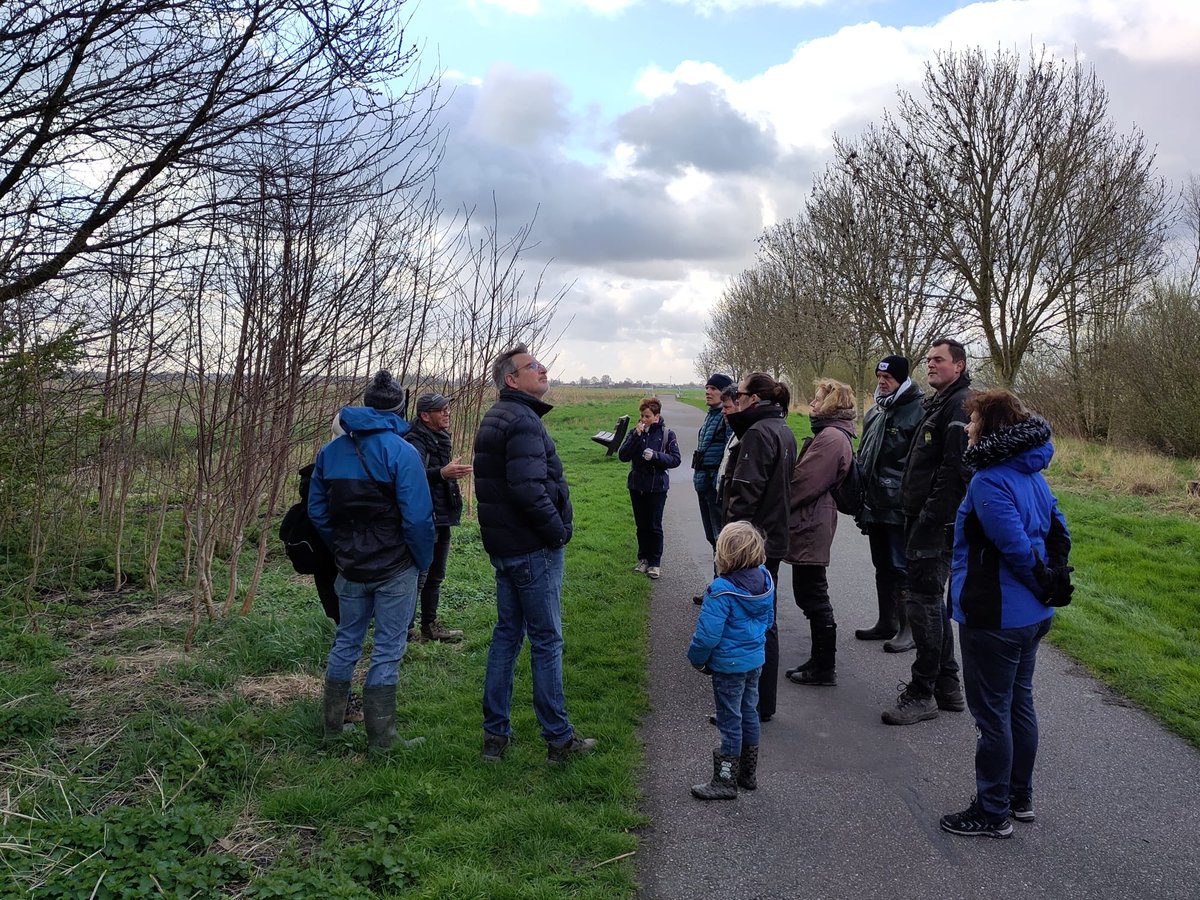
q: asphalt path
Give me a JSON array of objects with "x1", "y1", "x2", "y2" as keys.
[{"x1": 635, "y1": 396, "x2": 1200, "y2": 900}]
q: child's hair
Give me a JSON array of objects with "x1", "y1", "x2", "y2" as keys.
[{"x1": 714, "y1": 521, "x2": 766, "y2": 574}]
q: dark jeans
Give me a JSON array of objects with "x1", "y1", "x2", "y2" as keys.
[
  {"x1": 866, "y1": 522, "x2": 907, "y2": 600},
  {"x1": 905, "y1": 554, "x2": 960, "y2": 696},
  {"x1": 413, "y1": 525, "x2": 452, "y2": 628},
  {"x1": 790, "y1": 564, "x2": 835, "y2": 627},
  {"x1": 483, "y1": 546, "x2": 574, "y2": 745},
  {"x1": 630, "y1": 490, "x2": 667, "y2": 566},
  {"x1": 960, "y1": 618, "x2": 1053, "y2": 821},
  {"x1": 696, "y1": 483, "x2": 723, "y2": 549},
  {"x1": 758, "y1": 557, "x2": 781, "y2": 719},
  {"x1": 712, "y1": 668, "x2": 761, "y2": 757}
]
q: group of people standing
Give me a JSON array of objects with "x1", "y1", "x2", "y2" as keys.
[
  {"x1": 307, "y1": 348, "x2": 595, "y2": 764},
  {"x1": 680, "y1": 339, "x2": 1073, "y2": 840}
]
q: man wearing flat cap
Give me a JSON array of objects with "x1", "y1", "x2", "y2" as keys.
[{"x1": 405, "y1": 392, "x2": 473, "y2": 642}]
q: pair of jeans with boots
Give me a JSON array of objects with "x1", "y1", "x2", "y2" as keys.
[
  {"x1": 691, "y1": 749, "x2": 739, "y2": 800},
  {"x1": 788, "y1": 622, "x2": 836, "y2": 685},
  {"x1": 884, "y1": 598, "x2": 916, "y2": 653},
  {"x1": 787, "y1": 564, "x2": 837, "y2": 686},
  {"x1": 859, "y1": 524, "x2": 905, "y2": 640},
  {"x1": 899, "y1": 555, "x2": 961, "y2": 699}
]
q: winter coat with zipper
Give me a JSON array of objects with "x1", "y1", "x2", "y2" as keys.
[
  {"x1": 857, "y1": 380, "x2": 924, "y2": 526},
  {"x1": 785, "y1": 416, "x2": 856, "y2": 566},
  {"x1": 472, "y1": 387, "x2": 573, "y2": 558},
  {"x1": 617, "y1": 415, "x2": 682, "y2": 493},
  {"x1": 687, "y1": 566, "x2": 775, "y2": 673},
  {"x1": 724, "y1": 402, "x2": 798, "y2": 560},
  {"x1": 404, "y1": 417, "x2": 463, "y2": 527},
  {"x1": 900, "y1": 372, "x2": 972, "y2": 558},
  {"x1": 692, "y1": 404, "x2": 730, "y2": 493},
  {"x1": 308, "y1": 406, "x2": 436, "y2": 581},
  {"x1": 950, "y1": 418, "x2": 1071, "y2": 630}
]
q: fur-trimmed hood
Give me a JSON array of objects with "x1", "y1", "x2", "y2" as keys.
[{"x1": 963, "y1": 416, "x2": 1053, "y2": 472}]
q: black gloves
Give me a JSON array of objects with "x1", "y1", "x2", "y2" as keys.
[
  {"x1": 692, "y1": 662, "x2": 714, "y2": 676},
  {"x1": 1033, "y1": 560, "x2": 1075, "y2": 607}
]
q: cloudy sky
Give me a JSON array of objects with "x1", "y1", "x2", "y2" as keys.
[{"x1": 411, "y1": 0, "x2": 1200, "y2": 383}]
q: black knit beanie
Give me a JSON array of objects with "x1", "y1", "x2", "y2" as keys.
[
  {"x1": 363, "y1": 370, "x2": 407, "y2": 413},
  {"x1": 706, "y1": 373, "x2": 734, "y2": 391},
  {"x1": 876, "y1": 355, "x2": 910, "y2": 384}
]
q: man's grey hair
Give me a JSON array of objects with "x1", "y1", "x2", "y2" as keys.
[
  {"x1": 719, "y1": 384, "x2": 737, "y2": 403},
  {"x1": 491, "y1": 343, "x2": 529, "y2": 391}
]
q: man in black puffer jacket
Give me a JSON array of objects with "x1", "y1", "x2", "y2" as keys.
[
  {"x1": 405, "y1": 393, "x2": 473, "y2": 643},
  {"x1": 473, "y1": 344, "x2": 595, "y2": 764},
  {"x1": 882, "y1": 339, "x2": 971, "y2": 726}
]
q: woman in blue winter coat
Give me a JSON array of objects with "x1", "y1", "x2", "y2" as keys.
[
  {"x1": 941, "y1": 389, "x2": 1072, "y2": 839},
  {"x1": 687, "y1": 521, "x2": 775, "y2": 801},
  {"x1": 618, "y1": 397, "x2": 682, "y2": 579}
]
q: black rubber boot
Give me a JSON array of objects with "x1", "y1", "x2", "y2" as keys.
[
  {"x1": 691, "y1": 750, "x2": 739, "y2": 801},
  {"x1": 855, "y1": 584, "x2": 899, "y2": 640},
  {"x1": 362, "y1": 684, "x2": 423, "y2": 754},
  {"x1": 787, "y1": 623, "x2": 836, "y2": 686},
  {"x1": 737, "y1": 744, "x2": 759, "y2": 791},
  {"x1": 884, "y1": 599, "x2": 915, "y2": 653},
  {"x1": 323, "y1": 679, "x2": 351, "y2": 742}
]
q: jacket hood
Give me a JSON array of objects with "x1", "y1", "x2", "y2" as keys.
[
  {"x1": 712, "y1": 566, "x2": 774, "y2": 620},
  {"x1": 726, "y1": 401, "x2": 784, "y2": 438},
  {"x1": 338, "y1": 405, "x2": 409, "y2": 437},
  {"x1": 964, "y1": 416, "x2": 1053, "y2": 472}
]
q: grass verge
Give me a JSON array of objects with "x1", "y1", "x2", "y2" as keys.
[{"x1": 1, "y1": 398, "x2": 651, "y2": 898}]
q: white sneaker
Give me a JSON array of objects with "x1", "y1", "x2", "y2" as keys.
[
  {"x1": 647, "y1": 566, "x2": 661, "y2": 579},
  {"x1": 633, "y1": 560, "x2": 648, "y2": 573}
]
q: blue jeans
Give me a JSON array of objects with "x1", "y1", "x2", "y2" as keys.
[
  {"x1": 327, "y1": 567, "x2": 418, "y2": 687},
  {"x1": 712, "y1": 668, "x2": 761, "y2": 757},
  {"x1": 483, "y1": 546, "x2": 573, "y2": 745},
  {"x1": 960, "y1": 618, "x2": 1053, "y2": 821}
]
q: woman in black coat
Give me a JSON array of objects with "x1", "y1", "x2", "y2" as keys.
[
  {"x1": 618, "y1": 397, "x2": 682, "y2": 580},
  {"x1": 723, "y1": 372, "x2": 797, "y2": 721}
]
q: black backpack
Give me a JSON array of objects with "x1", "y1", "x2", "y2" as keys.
[
  {"x1": 278, "y1": 464, "x2": 335, "y2": 575},
  {"x1": 831, "y1": 453, "x2": 864, "y2": 518}
]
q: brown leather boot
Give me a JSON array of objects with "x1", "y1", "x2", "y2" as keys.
[{"x1": 421, "y1": 620, "x2": 464, "y2": 643}]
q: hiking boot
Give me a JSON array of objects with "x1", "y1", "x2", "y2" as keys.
[
  {"x1": 691, "y1": 750, "x2": 739, "y2": 801},
  {"x1": 422, "y1": 620, "x2": 464, "y2": 643},
  {"x1": 633, "y1": 560, "x2": 648, "y2": 573},
  {"x1": 881, "y1": 684, "x2": 939, "y2": 726},
  {"x1": 940, "y1": 799, "x2": 1013, "y2": 839},
  {"x1": 647, "y1": 566, "x2": 661, "y2": 579},
  {"x1": 785, "y1": 658, "x2": 813, "y2": 679},
  {"x1": 322, "y1": 679, "x2": 351, "y2": 742},
  {"x1": 736, "y1": 744, "x2": 759, "y2": 791},
  {"x1": 787, "y1": 666, "x2": 836, "y2": 686},
  {"x1": 855, "y1": 622, "x2": 897, "y2": 640},
  {"x1": 1010, "y1": 795, "x2": 1035, "y2": 823},
  {"x1": 935, "y1": 676, "x2": 966, "y2": 712},
  {"x1": 343, "y1": 691, "x2": 364, "y2": 725},
  {"x1": 481, "y1": 732, "x2": 511, "y2": 762},
  {"x1": 547, "y1": 735, "x2": 597, "y2": 763}
]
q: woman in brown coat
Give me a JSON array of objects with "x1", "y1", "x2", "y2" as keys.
[{"x1": 784, "y1": 378, "x2": 856, "y2": 686}]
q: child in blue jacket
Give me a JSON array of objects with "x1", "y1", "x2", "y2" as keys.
[{"x1": 687, "y1": 521, "x2": 775, "y2": 800}]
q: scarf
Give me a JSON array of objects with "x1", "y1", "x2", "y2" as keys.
[{"x1": 873, "y1": 378, "x2": 914, "y2": 410}]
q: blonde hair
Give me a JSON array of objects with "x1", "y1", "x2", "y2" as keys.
[
  {"x1": 811, "y1": 378, "x2": 855, "y2": 416},
  {"x1": 714, "y1": 521, "x2": 766, "y2": 575}
]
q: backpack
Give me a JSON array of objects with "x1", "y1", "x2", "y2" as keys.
[
  {"x1": 828, "y1": 429, "x2": 864, "y2": 518},
  {"x1": 278, "y1": 464, "x2": 335, "y2": 575}
]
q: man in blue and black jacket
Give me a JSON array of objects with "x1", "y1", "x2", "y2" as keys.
[
  {"x1": 473, "y1": 344, "x2": 595, "y2": 764},
  {"x1": 309, "y1": 370, "x2": 435, "y2": 752}
]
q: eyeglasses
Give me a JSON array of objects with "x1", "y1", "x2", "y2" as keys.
[
  {"x1": 518, "y1": 360, "x2": 546, "y2": 373},
  {"x1": 734, "y1": 390, "x2": 751, "y2": 398}
]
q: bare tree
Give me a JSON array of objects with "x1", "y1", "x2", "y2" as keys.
[
  {"x1": 860, "y1": 47, "x2": 1169, "y2": 385},
  {"x1": 0, "y1": 0, "x2": 440, "y2": 312}
]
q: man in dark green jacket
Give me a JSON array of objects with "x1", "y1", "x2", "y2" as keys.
[
  {"x1": 854, "y1": 356, "x2": 924, "y2": 650},
  {"x1": 883, "y1": 339, "x2": 971, "y2": 726}
]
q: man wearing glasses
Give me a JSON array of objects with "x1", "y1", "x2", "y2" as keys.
[
  {"x1": 473, "y1": 344, "x2": 597, "y2": 763},
  {"x1": 882, "y1": 338, "x2": 971, "y2": 726}
]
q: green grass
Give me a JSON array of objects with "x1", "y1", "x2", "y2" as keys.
[
  {"x1": 1, "y1": 398, "x2": 651, "y2": 898},
  {"x1": 1041, "y1": 490, "x2": 1200, "y2": 746}
]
